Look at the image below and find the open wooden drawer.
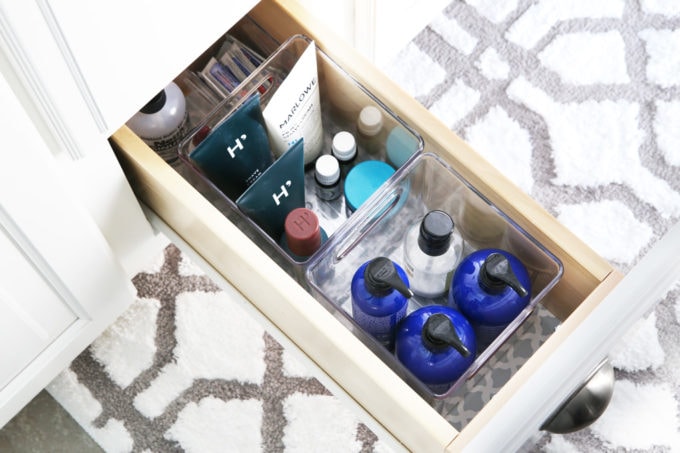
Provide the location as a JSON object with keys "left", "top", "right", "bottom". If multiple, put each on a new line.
{"left": 110, "top": 0, "right": 625, "bottom": 450}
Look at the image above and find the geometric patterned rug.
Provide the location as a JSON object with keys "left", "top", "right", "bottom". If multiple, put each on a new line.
{"left": 381, "top": 0, "right": 680, "bottom": 450}
{"left": 48, "top": 242, "right": 390, "bottom": 452}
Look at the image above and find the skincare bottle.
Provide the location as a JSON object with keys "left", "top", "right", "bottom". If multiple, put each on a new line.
{"left": 395, "top": 306, "right": 476, "bottom": 394}
{"left": 386, "top": 126, "right": 420, "bottom": 169}
{"left": 403, "top": 210, "right": 464, "bottom": 299}
{"left": 449, "top": 249, "right": 531, "bottom": 349}
{"left": 331, "top": 131, "right": 358, "bottom": 179}
{"left": 126, "top": 81, "right": 188, "bottom": 165}
{"left": 314, "top": 154, "right": 341, "bottom": 201}
{"left": 279, "top": 207, "right": 328, "bottom": 262}
{"left": 351, "top": 257, "right": 413, "bottom": 350}
{"left": 356, "top": 105, "right": 384, "bottom": 156}
{"left": 262, "top": 40, "right": 323, "bottom": 166}
{"left": 344, "top": 160, "right": 395, "bottom": 216}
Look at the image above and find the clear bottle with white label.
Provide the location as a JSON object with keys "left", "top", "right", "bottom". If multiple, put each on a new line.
{"left": 126, "top": 82, "right": 188, "bottom": 166}
{"left": 403, "top": 210, "right": 464, "bottom": 299}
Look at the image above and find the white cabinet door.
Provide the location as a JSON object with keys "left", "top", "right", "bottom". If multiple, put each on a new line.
{"left": 0, "top": 68, "right": 135, "bottom": 428}
{"left": 43, "top": 0, "right": 258, "bottom": 136}
{"left": 0, "top": 1, "right": 168, "bottom": 276}
{"left": 0, "top": 232, "right": 77, "bottom": 391}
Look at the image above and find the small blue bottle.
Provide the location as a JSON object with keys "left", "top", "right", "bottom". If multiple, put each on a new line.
{"left": 449, "top": 249, "right": 531, "bottom": 350}
{"left": 351, "top": 257, "right": 413, "bottom": 350}
{"left": 394, "top": 306, "right": 476, "bottom": 394}
{"left": 385, "top": 126, "right": 420, "bottom": 169}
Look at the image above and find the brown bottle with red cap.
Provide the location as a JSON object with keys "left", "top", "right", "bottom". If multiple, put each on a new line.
{"left": 279, "top": 208, "right": 328, "bottom": 262}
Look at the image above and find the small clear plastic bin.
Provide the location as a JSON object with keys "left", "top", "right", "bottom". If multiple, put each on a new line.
{"left": 177, "top": 33, "right": 423, "bottom": 282}
{"left": 305, "top": 152, "right": 564, "bottom": 401}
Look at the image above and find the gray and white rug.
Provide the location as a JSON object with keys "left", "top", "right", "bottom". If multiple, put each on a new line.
{"left": 47, "top": 0, "right": 680, "bottom": 452}
{"left": 380, "top": 0, "right": 680, "bottom": 450}
{"left": 48, "top": 241, "right": 392, "bottom": 452}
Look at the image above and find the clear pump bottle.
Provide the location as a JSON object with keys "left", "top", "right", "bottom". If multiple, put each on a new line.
{"left": 403, "top": 210, "right": 464, "bottom": 298}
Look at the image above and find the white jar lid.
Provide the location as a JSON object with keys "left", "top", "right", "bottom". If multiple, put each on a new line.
{"left": 357, "top": 106, "right": 383, "bottom": 136}
{"left": 315, "top": 154, "right": 340, "bottom": 185}
{"left": 332, "top": 131, "right": 357, "bottom": 161}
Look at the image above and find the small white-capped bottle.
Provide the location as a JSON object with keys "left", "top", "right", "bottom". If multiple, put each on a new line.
{"left": 331, "top": 130, "right": 357, "bottom": 179}
{"left": 126, "top": 81, "right": 188, "bottom": 165}
{"left": 357, "top": 105, "right": 384, "bottom": 155}
{"left": 314, "top": 154, "right": 342, "bottom": 201}
{"left": 403, "top": 210, "right": 464, "bottom": 299}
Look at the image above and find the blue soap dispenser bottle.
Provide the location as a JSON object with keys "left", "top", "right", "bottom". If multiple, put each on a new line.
{"left": 395, "top": 306, "right": 476, "bottom": 394}
{"left": 449, "top": 249, "right": 531, "bottom": 349}
{"left": 351, "top": 257, "right": 413, "bottom": 350}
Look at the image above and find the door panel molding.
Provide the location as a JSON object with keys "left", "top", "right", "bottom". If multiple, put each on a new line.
{"left": 36, "top": 0, "right": 108, "bottom": 134}
{"left": 0, "top": 56, "right": 134, "bottom": 428}
{"left": 0, "top": 205, "right": 87, "bottom": 319}
{"left": 0, "top": 3, "right": 86, "bottom": 160}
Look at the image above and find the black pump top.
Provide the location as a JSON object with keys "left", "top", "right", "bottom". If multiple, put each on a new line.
{"left": 364, "top": 257, "right": 414, "bottom": 298}
{"left": 417, "top": 210, "right": 454, "bottom": 256}
{"left": 140, "top": 90, "right": 167, "bottom": 114}
{"left": 478, "top": 252, "right": 529, "bottom": 297}
{"left": 422, "top": 313, "right": 471, "bottom": 356}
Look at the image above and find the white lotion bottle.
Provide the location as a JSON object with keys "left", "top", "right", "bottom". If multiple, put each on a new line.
{"left": 126, "top": 81, "right": 188, "bottom": 165}
{"left": 262, "top": 41, "right": 323, "bottom": 166}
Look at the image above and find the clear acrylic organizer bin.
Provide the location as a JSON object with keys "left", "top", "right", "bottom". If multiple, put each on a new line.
{"left": 176, "top": 33, "right": 423, "bottom": 283}
{"left": 305, "top": 152, "right": 564, "bottom": 401}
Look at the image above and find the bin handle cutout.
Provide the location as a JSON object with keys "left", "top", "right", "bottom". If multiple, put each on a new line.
{"left": 335, "top": 186, "right": 405, "bottom": 261}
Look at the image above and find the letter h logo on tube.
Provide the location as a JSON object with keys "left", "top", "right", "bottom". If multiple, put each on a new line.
{"left": 226, "top": 134, "right": 247, "bottom": 158}
{"left": 272, "top": 180, "right": 292, "bottom": 206}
